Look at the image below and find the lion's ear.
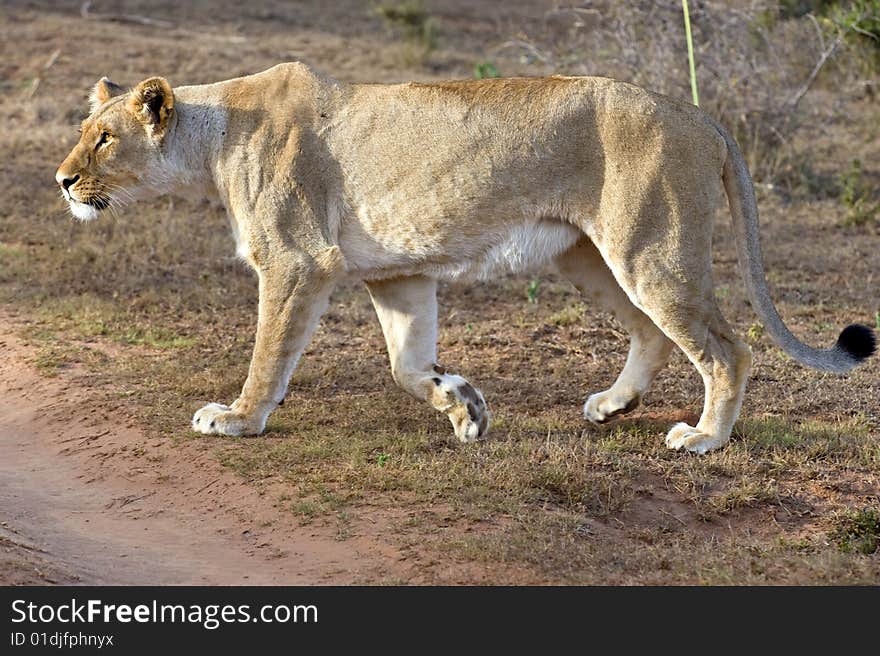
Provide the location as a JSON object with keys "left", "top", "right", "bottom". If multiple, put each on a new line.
{"left": 89, "top": 77, "right": 125, "bottom": 112}
{"left": 127, "top": 77, "right": 174, "bottom": 138}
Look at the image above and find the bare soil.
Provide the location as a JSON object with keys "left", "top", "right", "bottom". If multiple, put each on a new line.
{"left": 1, "top": 308, "right": 542, "bottom": 585}
{"left": 1, "top": 0, "right": 878, "bottom": 585}
{"left": 0, "top": 310, "right": 405, "bottom": 585}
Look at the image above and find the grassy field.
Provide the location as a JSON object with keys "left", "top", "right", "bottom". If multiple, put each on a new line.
{"left": 1, "top": 0, "right": 878, "bottom": 583}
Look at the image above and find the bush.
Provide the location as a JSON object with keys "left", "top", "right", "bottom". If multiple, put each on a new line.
{"left": 375, "top": 1, "right": 436, "bottom": 65}
{"left": 496, "top": 1, "right": 877, "bottom": 191}
{"left": 831, "top": 507, "right": 880, "bottom": 554}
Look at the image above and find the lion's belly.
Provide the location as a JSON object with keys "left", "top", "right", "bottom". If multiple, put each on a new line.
{"left": 338, "top": 216, "right": 583, "bottom": 282}
{"left": 433, "top": 219, "right": 582, "bottom": 281}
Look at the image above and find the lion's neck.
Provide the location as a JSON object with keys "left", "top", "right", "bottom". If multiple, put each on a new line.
{"left": 161, "top": 96, "right": 227, "bottom": 199}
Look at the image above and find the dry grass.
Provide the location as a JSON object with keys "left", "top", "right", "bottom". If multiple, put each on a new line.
{"left": 1, "top": 0, "right": 878, "bottom": 583}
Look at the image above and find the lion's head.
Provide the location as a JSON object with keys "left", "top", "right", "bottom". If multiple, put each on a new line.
{"left": 55, "top": 76, "right": 174, "bottom": 221}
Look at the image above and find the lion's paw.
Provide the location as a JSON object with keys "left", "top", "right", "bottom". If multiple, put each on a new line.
{"left": 429, "top": 373, "right": 490, "bottom": 443}
{"left": 583, "top": 390, "right": 641, "bottom": 425}
{"left": 192, "top": 402, "right": 265, "bottom": 437}
{"left": 664, "top": 422, "right": 727, "bottom": 454}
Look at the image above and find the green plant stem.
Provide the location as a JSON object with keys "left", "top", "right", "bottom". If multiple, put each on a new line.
{"left": 682, "top": 0, "right": 700, "bottom": 106}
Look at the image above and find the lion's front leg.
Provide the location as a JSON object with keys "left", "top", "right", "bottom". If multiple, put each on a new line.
{"left": 192, "top": 246, "right": 344, "bottom": 436}
{"left": 366, "top": 275, "right": 490, "bottom": 443}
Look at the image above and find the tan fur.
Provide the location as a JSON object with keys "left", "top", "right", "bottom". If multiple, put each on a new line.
{"left": 56, "top": 63, "right": 870, "bottom": 452}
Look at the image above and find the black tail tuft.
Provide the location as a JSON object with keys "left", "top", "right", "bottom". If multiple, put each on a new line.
{"left": 836, "top": 324, "right": 877, "bottom": 362}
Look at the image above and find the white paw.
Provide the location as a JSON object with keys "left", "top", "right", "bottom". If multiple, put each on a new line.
{"left": 583, "top": 390, "right": 641, "bottom": 424}
{"left": 429, "top": 371, "right": 490, "bottom": 443}
{"left": 664, "top": 422, "right": 728, "bottom": 454}
{"left": 191, "top": 402, "right": 265, "bottom": 436}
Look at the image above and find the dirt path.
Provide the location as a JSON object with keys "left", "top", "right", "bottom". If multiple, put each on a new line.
{"left": 0, "top": 312, "right": 410, "bottom": 585}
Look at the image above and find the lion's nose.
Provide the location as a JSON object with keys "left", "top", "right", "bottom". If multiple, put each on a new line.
{"left": 57, "top": 172, "right": 80, "bottom": 191}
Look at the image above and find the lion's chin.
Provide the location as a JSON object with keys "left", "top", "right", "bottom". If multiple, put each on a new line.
{"left": 68, "top": 200, "right": 100, "bottom": 222}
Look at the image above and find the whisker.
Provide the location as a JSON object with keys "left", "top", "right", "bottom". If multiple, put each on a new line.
{"left": 102, "top": 183, "right": 137, "bottom": 205}
{"left": 106, "top": 191, "right": 131, "bottom": 209}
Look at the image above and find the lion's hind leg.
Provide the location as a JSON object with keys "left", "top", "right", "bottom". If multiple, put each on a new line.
{"left": 591, "top": 238, "right": 751, "bottom": 454}
{"left": 555, "top": 238, "right": 673, "bottom": 424}
{"left": 660, "top": 308, "right": 752, "bottom": 454}
{"left": 366, "top": 275, "right": 489, "bottom": 442}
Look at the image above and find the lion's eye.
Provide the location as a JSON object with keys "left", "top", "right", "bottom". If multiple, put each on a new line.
{"left": 95, "top": 131, "right": 111, "bottom": 150}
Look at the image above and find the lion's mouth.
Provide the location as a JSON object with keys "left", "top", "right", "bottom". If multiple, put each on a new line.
{"left": 65, "top": 197, "right": 102, "bottom": 222}
{"left": 62, "top": 186, "right": 111, "bottom": 210}
{"left": 64, "top": 190, "right": 111, "bottom": 221}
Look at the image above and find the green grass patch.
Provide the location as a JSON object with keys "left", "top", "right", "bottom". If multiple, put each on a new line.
{"left": 831, "top": 508, "right": 880, "bottom": 555}
{"left": 547, "top": 303, "right": 586, "bottom": 327}
{"left": 735, "top": 415, "right": 877, "bottom": 467}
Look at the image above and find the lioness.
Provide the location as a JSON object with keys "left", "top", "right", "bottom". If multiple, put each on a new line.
{"left": 56, "top": 63, "right": 875, "bottom": 453}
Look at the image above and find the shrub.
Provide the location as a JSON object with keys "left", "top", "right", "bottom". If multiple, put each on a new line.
{"left": 495, "top": 1, "right": 877, "bottom": 192}
{"left": 375, "top": 1, "right": 436, "bottom": 65}
{"left": 831, "top": 508, "right": 880, "bottom": 554}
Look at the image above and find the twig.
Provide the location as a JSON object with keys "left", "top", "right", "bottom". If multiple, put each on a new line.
{"left": 59, "top": 428, "right": 110, "bottom": 444}
{"left": 494, "top": 39, "right": 554, "bottom": 65}
{"left": 80, "top": 1, "right": 175, "bottom": 29}
{"left": 119, "top": 492, "right": 154, "bottom": 508}
{"left": 658, "top": 507, "right": 688, "bottom": 526}
{"left": 194, "top": 478, "right": 221, "bottom": 495}
{"left": 786, "top": 11, "right": 869, "bottom": 113}
{"left": 79, "top": 1, "right": 247, "bottom": 44}
{"left": 105, "top": 492, "right": 154, "bottom": 509}
{"left": 807, "top": 13, "right": 827, "bottom": 53}
{"left": 786, "top": 33, "right": 843, "bottom": 113}
{"left": 25, "top": 48, "right": 61, "bottom": 99}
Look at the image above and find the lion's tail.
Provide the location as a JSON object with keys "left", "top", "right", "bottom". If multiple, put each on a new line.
{"left": 714, "top": 120, "right": 875, "bottom": 373}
